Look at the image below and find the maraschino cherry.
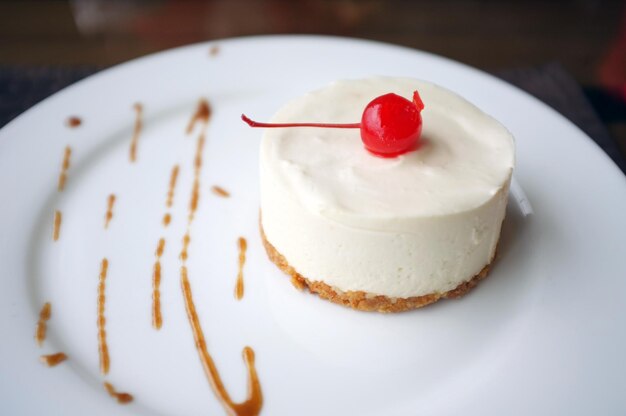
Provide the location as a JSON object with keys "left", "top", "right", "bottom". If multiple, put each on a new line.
{"left": 241, "top": 90, "right": 425, "bottom": 158}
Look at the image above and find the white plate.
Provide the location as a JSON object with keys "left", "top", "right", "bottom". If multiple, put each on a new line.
{"left": 1, "top": 35, "right": 625, "bottom": 416}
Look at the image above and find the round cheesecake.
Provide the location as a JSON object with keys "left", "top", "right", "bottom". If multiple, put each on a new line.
{"left": 259, "top": 77, "right": 515, "bottom": 312}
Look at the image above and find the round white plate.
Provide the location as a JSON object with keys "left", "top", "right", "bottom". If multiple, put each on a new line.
{"left": 1, "top": 35, "right": 625, "bottom": 416}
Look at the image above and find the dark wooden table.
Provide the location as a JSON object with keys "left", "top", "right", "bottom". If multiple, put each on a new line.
{"left": 1, "top": 0, "right": 625, "bottom": 159}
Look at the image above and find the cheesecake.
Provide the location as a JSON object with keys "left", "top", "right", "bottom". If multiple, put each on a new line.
{"left": 258, "top": 77, "right": 515, "bottom": 312}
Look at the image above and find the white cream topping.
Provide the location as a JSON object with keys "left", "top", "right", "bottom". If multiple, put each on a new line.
{"left": 260, "top": 77, "right": 514, "bottom": 298}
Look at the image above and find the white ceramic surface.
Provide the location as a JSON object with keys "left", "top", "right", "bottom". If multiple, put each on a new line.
{"left": 0, "top": 35, "right": 625, "bottom": 416}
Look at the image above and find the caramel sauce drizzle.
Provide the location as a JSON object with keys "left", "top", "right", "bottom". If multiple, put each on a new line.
{"left": 104, "top": 194, "right": 116, "bottom": 229}
{"left": 180, "top": 233, "right": 191, "bottom": 262}
{"left": 156, "top": 237, "right": 165, "bottom": 257}
{"left": 129, "top": 103, "right": 143, "bottom": 162}
{"left": 186, "top": 99, "right": 211, "bottom": 136}
{"left": 53, "top": 210, "right": 62, "bottom": 242}
{"left": 151, "top": 165, "right": 181, "bottom": 329}
{"left": 57, "top": 146, "right": 71, "bottom": 191}
{"left": 178, "top": 98, "right": 263, "bottom": 415}
{"left": 235, "top": 237, "right": 247, "bottom": 300}
{"left": 193, "top": 134, "right": 205, "bottom": 172}
{"left": 189, "top": 178, "right": 200, "bottom": 223}
{"left": 97, "top": 258, "right": 110, "bottom": 375}
{"left": 162, "top": 165, "right": 180, "bottom": 226}
{"left": 40, "top": 352, "right": 67, "bottom": 367}
{"left": 166, "top": 165, "right": 180, "bottom": 208}
{"left": 66, "top": 116, "right": 82, "bottom": 128}
{"left": 104, "top": 382, "right": 134, "bottom": 404}
{"left": 186, "top": 100, "right": 210, "bottom": 222}
{"left": 211, "top": 185, "right": 230, "bottom": 198}
{"left": 189, "top": 179, "right": 200, "bottom": 223}
{"left": 188, "top": 134, "right": 205, "bottom": 222}
{"left": 152, "top": 238, "right": 165, "bottom": 329}
{"left": 152, "top": 262, "right": 162, "bottom": 329}
{"left": 209, "top": 45, "right": 220, "bottom": 56}
{"left": 35, "top": 302, "right": 51, "bottom": 346}
{"left": 176, "top": 101, "right": 207, "bottom": 314}
{"left": 181, "top": 266, "right": 263, "bottom": 416}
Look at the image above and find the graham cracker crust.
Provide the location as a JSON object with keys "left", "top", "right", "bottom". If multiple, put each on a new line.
{"left": 260, "top": 222, "right": 492, "bottom": 313}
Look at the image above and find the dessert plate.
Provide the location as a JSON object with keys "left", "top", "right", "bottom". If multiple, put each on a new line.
{"left": 1, "top": 35, "right": 625, "bottom": 416}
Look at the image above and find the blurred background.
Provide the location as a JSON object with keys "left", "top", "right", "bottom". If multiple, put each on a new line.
{"left": 1, "top": 0, "right": 625, "bottom": 169}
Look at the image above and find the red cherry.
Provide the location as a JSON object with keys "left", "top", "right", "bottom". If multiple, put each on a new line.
{"left": 242, "top": 90, "right": 424, "bottom": 158}
{"left": 360, "top": 91, "right": 423, "bottom": 157}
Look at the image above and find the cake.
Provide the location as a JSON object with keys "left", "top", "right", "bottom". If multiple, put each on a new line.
{"left": 256, "top": 77, "right": 515, "bottom": 312}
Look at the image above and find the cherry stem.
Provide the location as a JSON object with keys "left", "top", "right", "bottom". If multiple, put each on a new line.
{"left": 241, "top": 114, "right": 360, "bottom": 129}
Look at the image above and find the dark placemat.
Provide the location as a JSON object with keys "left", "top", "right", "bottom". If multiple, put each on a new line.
{"left": 0, "top": 66, "right": 101, "bottom": 129}
{"left": 498, "top": 62, "right": 626, "bottom": 174}
{"left": 1, "top": 63, "right": 624, "bottom": 174}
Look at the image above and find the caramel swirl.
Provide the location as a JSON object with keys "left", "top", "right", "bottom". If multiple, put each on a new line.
{"left": 235, "top": 237, "right": 247, "bottom": 300}
{"left": 166, "top": 165, "right": 180, "bottom": 208}
{"left": 211, "top": 185, "right": 230, "bottom": 198}
{"left": 52, "top": 211, "right": 62, "bottom": 242}
{"left": 181, "top": 266, "right": 262, "bottom": 416}
{"left": 57, "top": 146, "right": 71, "bottom": 191}
{"left": 178, "top": 98, "right": 262, "bottom": 415}
{"left": 104, "top": 382, "right": 134, "bottom": 404}
{"left": 188, "top": 134, "right": 205, "bottom": 222}
{"left": 152, "top": 238, "right": 166, "bottom": 329}
{"left": 186, "top": 99, "right": 211, "bottom": 136}
{"left": 97, "top": 258, "right": 110, "bottom": 375}
{"left": 66, "top": 116, "right": 82, "bottom": 128}
{"left": 40, "top": 352, "right": 67, "bottom": 367}
{"left": 104, "top": 194, "right": 116, "bottom": 229}
{"left": 129, "top": 103, "right": 143, "bottom": 162}
{"left": 35, "top": 302, "right": 51, "bottom": 346}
